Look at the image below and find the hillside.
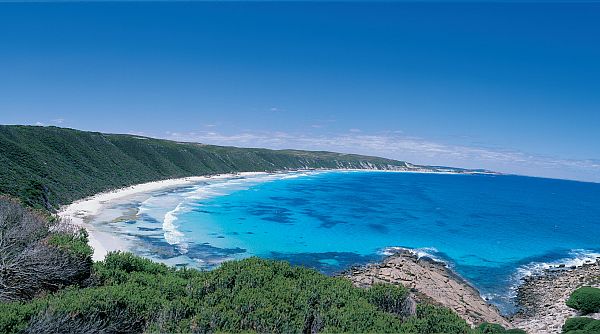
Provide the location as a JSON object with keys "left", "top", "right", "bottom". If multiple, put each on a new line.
{"left": 0, "top": 125, "right": 444, "bottom": 211}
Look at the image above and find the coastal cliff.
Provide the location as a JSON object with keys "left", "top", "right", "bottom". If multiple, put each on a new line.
{"left": 343, "top": 250, "right": 512, "bottom": 327}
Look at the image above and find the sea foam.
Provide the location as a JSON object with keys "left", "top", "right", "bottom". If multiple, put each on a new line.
{"left": 380, "top": 246, "right": 448, "bottom": 266}
{"left": 163, "top": 203, "right": 189, "bottom": 252}
{"left": 515, "top": 249, "right": 600, "bottom": 278}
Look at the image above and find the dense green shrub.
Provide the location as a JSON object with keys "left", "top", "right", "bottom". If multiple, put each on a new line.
{"left": 475, "top": 322, "right": 527, "bottom": 334}
{"left": 0, "top": 252, "right": 483, "bottom": 334}
{"left": 406, "top": 304, "right": 472, "bottom": 334}
{"left": 365, "top": 282, "right": 411, "bottom": 316}
{"left": 566, "top": 287, "right": 600, "bottom": 314}
{"left": 582, "top": 319, "right": 600, "bottom": 332}
{"left": 562, "top": 317, "right": 600, "bottom": 334}
{"left": 477, "top": 322, "right": 507, "bottom": 333}
{"left": 48, "top": 230, "right": 93, "bottom": 258}
{"left": 0, "top": 302, "right": 41, "bottom": 334}
{"left": 563, "top": 317, "right": 595, "bottom": 332}
{"left": 0, "top": 197, "right": 92, "bottom": 302}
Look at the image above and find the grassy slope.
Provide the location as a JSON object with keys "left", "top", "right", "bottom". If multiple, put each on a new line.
{"left": 0, "top": 125, "right": 409, "bottom": 210}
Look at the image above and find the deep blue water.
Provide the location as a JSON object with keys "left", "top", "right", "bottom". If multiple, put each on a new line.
{"left": 100, "top": 171, "right": 600, "bottom": 314}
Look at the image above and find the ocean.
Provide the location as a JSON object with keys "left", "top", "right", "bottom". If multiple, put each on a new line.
{"left": 90, "top": 171, "right": 600, "bottom": 314}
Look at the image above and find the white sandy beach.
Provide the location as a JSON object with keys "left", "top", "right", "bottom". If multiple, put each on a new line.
{"left": 58, "top": 168, "right": 478, "bottom": 262}
{"left": 58, "top": 172, "right": 268, "bottom": 261}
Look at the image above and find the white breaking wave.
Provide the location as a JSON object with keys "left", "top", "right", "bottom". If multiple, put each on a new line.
{"left": 159, "top": 171, "right": 324, "bottom": 253}
{"left": 503, "top": 249, "right": 600, "bottom": 302}
{"left": 379, "top": 246, "right": 448, "bottom": 266}
{"left": 515, "top": 249, "right": 600, "bottom": 278}
{"left": 163, "top": 203, "right": 189, "bottom": 253}
{"left": 280, "top": 172, "right": 313, "bottom": 179}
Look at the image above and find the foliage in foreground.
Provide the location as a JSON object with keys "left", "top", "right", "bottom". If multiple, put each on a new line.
{"left": 0, "top": 196, "right": 92, "bottom": 302}
{"left": 0, "top": 252, "right": 479, "bottom": 334}
{"left": 562, "top": 286, "right": 600, "bottom": 334}
{"left": 476, "top": 322, "right": 527, "bottom": 333}
{"left": 0, "top": 197, "right": 519, "bottom": 333}
{"left": 562, "top": 316, "right": 600, "bottom": 334}
{"left": 566, "top": 286, "right": 600, "bottom": 314}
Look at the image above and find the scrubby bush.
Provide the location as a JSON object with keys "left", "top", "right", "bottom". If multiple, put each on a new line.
{"left": 562, "top": 317, "right": 600, "bottom": 334}
{"left": 365, "top": 282, "right": 413, "bottom": 317}
{"left": 0, "top": 197, "right": 92, "bottom": 302}
{"left": 563, "top": 317, "right": 595, "bottom": 332}
{"left": 48, "top": 229, "right": 93, "bottom": 259}
{"left": 584, "top": 320, "right": 600, "bottom": 332}
{"left": 477, "top": 322, "right": 507, "bottom": 333}
{"left": 566, "top": 286, "right": 600, "bottom": 314}
{"left": 405, "top": 304, "right": 472, "bottom": 334}
{"left": 474, "top": 322, "right": 527, "bottom": 333}
{"left": 0, "top": 251, "right": 488, "bottom": 334}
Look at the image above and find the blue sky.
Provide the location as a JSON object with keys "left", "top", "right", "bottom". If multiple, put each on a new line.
{"left": 1, "top": 2, "right": 599, "bottom": 182}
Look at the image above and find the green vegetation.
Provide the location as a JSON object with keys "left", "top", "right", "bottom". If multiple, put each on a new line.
{"left": 476, "top": 323, "right": 527, "bottom": 334}
{"left": 0, "top": 251, "right": 478, "bottom": 333}
{"left": 0, "top": 125, "right": 412, "bottom": 211}
{"left": 562, "top": 317, "right": 600, "bottom": 334}
{"left": 365, "top": 282, "right": 411, "bottom": 316}
{"left": 0, "top": 125, "right": 513, "bottom": 333}
{"left": 0, "top": 196, "right": 92, "bottom": 302}
{"left": 566, "top": 286, "right": 600, "bottom": 314}
{"left": 48, "top": 230, "right": 94, "bottom": 259}
{"left": 0, "top": 198, "right": 519, "bottom": 333}
{"left": 563, "top": 317, "right": 595, "bottom": 333}
{"left": 562, "top": 287, "right": 600, "bottom": 334}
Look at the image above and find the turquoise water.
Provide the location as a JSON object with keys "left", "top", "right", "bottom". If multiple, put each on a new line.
{"left": 102, "top": 171, "right": 600, "bottom": 314}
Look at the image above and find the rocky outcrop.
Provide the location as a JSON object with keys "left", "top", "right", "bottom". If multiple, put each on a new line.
{"left": 342, "top": 250, "right": 511, "bottom": 327}
{"left": 511, "top": 259, "right": 600, "bottom": 334}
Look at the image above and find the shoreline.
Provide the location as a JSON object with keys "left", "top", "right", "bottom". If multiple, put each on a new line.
{"left": 510, "top": 259, "right": 600, "bottom": 334}
{"left": 58, "top": 170, "right": 600, "bottom": 332}
{"left": 342, "top": 250, "right": 512, "bottom": 328}
{"left": 58, "top": 169, "right": 600, "bottom": 328}
{"left": 344, "top": 251, "right": 600, "bottom": 332}
{"left": 58, "top": 171, "right": 270, "bottom": 260}
{"left": 58, "top": 167, "right": 484, "bottom": 261}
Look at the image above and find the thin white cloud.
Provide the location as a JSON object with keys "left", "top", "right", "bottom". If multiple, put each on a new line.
{"left": 162, "top": 130, "right": 600, "bottom": 183}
